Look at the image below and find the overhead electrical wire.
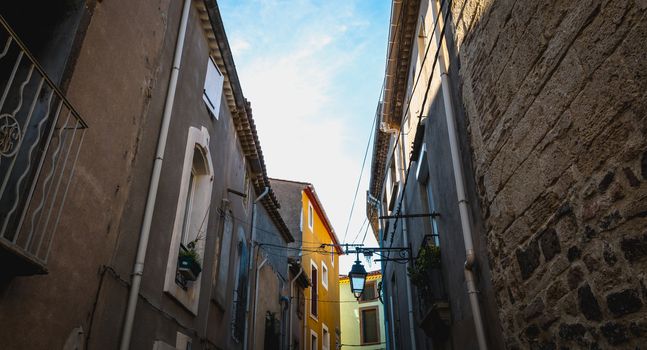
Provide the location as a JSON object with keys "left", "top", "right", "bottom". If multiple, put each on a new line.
{"left": 341, "top": 88, "right": 381, "bottom": 244}
{"left": 341, "top": 0, "right": 410, "bottom": 245}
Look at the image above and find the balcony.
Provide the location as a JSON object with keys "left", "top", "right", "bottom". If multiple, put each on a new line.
{"left": 410, "top": 236, "right": 451, "bottom": 342}
{"left": 0, "top": 16, "right": 87, "bottom": 277}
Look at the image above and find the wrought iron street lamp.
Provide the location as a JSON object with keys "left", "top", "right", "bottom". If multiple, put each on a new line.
{"left": 348, "top": 258, "right": 367, "bottom": 299}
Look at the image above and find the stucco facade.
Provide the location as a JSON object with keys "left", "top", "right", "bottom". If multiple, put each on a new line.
{"left": 339, "top": 272, "right": 386, "bottom": 349}
{"left": 0, "top": 1, "right": 292, "bottom": 349}
{"left": 272, "top": 179, "right": 343, "bottom": 350}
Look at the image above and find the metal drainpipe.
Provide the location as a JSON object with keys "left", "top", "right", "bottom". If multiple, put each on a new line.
{"left": 251, "top": 257, "right": 268, "bottom": 349}
{"left": 288, "top": 266, "right": 304, "bottom": 350}
{"left": 397, "top": 132, "right": 417, "bottom": 350}
{"left": 429, "top": 1, "right": 488, "bottom": 348}
{"left": 118, "top": 1, "right": 191, "bottom": 349}
{"left": 243, "top": 187, "right": 270, "bottom": 350}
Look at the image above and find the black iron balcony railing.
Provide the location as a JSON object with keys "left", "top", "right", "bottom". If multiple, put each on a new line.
{"left": 0, "top": 16, "right": 87, "bottom": 276}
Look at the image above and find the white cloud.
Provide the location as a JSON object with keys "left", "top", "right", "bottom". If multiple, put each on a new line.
{"left": 230, "top": 38, "right": 251, "bottom": 58}
{"left": 220, "top": 0, "right": 389, "bottom": 273}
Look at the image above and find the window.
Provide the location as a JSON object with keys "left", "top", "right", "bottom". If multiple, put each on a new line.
{"left": 308, "top": 202, "right": 314, "bottom": 231}
{"left": 213, "top": 210, "right": 233, "bottom": 306}
{"left": 310, "top": 330, "right": 318, "bottom": 350}
{"left": 310, "top": 262, "right": 318, "bottom": 317}
{"left": 322, "top": 324, "right": 330, "bottom": 350}
{"left": 360, "top": 281, "right": 377, "bottom": 302}
{"left": 360, "top": 307, "right": 380, "bottom": 344}
{"left": 232, "top": 231, "right": 249, "bottom": 342}
{"left": 164, "top": 127, "right": 214, "bottom": 314}
{"left": 203, "top": 56, "right": 224, "bottom": 119}
{"left": 321, "top": 262, "right": 328, "bottom": 290}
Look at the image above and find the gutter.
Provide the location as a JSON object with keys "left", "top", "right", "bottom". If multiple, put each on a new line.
{"left": 118, "top": 0, "right": 192, "bottom": 349}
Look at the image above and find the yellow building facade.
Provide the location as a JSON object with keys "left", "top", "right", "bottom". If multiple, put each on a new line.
{"left": 302, "top": 186, "right": 342, "bottom": 350}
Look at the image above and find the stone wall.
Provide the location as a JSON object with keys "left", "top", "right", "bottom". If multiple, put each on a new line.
{"left": 449, "top": 0, "right": 647, "bottom": 348}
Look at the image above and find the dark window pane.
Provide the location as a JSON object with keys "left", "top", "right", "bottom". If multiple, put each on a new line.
{"left": 311, "top": 265, "right": 318, "bottom": 316}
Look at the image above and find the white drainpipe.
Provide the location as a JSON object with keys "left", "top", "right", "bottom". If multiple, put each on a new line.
{"left": 288, "top": 266, "right": 304, "bottom": 350}
{"left": 243, "top": 187, "right": 270, "bottom": 350}
{"left": 118, "top": 1, "right": 191, "bottom": 349}
{"left": 429, "top": 1, "right": 488, "bottom": 348}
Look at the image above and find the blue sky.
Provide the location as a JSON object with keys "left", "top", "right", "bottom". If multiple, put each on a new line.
{"left": 219, "top": 0, "right": 391, "bottom": 273}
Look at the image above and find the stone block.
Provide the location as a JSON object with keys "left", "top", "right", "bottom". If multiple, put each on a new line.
{"left": 539, "top": 228, "right": 561, "bottom": 261}
{"left": 567, "top": 246, "right": 581, "bottom": 262}
{"left": 523, "top": 297, "right": 545, "bottom": 321}
{"left": 558, "top": 323, "right": 586, "bottom": 341}
{"left": 517, "top": 239, "right": 541, "bottom": 280}
{"left": 641, "top": 151, "right": 647, "bottom": 179}
{"left": 583, "top": 254, "right": 601, "bottom": 273}
{"left": 600, "top": 322, "right": 629, "bottom": 345}
{"left": 602, "top": 245, "right": 617, "bottom": 267}
{"left": 622, "top": 167, "right": 641, "bottom": 187}
{"left": 567, "top": 266, "right": 584, "bottom": 290}
{"left": 597, "top": 170, "right": 615, "bottom": 192}
{"left": 606, "top": 289, "right": 643, "bottom": 317}
{"left": 629, "top": 321, "right": 647, "bottom": 337}
{"left": 578, "top": 284, "right": 602, "bottom": 321}
{"left": 598, "top": 210, "right": 622, "bottom": 231}
{"left": 524, "top": 324, "right": 540, "bottom": 340}
{"left": 620, "top": 233, "right": 647, "bottom": 262}
{"left": 546, "top": 280, "right": 568, "bottom": 303}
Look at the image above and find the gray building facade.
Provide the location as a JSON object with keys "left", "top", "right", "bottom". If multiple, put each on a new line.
{"left": 0, "top": 1, "right": 292, "bottom": 349}
{"left": 369, "top": 0, "right": 647, "bottom": 349}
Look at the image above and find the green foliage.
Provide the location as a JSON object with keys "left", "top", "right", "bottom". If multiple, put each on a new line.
{"left": 179, "top": 236, "right": 202, "bottom": 267}
{"left": 407, "top": 244, "right": 441, "bottom": 288}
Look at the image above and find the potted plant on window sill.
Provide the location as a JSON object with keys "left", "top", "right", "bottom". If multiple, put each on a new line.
{"left": 178, "top": 240, "right": 202, "bottom": 281}
{"left": 407, "top": 244, "right": 444, "bottom": 302}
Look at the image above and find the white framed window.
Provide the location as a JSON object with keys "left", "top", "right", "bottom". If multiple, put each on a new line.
{"left": 322, "top": 324, "right": 330, "bottom": 350}
{"left": 203, "top": 56, "right": 224, "bottom": 119}
{"left": 164, "top": 126, "right": 214, "bottom": 314}
{"left": 310, "top": 330, "right": 318, "bottom": 350}
{"left": 321, "top": 261, "right": 328, "bottom": 290}
{"left": 308, "top": 202, "right": 314, "bottom": 231}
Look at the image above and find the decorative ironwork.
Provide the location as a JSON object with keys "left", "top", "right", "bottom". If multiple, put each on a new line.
{"left": 0, "top": 113, "right": 20, "bottom": 157}
{"left": 0, "top": 15, "right": 88, "bottom": 275}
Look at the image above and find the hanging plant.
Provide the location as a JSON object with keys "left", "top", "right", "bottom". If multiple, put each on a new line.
{"left": 407, "top": 244, "right": 441, "bottom": 288}
{"left": 177, "top": 237, "right": 203, "bottom": 281}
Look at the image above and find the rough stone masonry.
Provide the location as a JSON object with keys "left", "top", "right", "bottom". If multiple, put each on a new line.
{"left": 449, "top": 0, "right": 647, "bottom": 348}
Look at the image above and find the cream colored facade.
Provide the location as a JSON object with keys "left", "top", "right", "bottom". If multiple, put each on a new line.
{"left": 339, "top": 272, "right": 386, "bottom": 349}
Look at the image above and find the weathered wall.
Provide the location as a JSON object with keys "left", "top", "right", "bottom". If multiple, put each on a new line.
{"left": 0, "top": 0, "right": 172, "bottom": 349}
{"left": 450, "top": 0, "right": 647, "bottom": 347}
